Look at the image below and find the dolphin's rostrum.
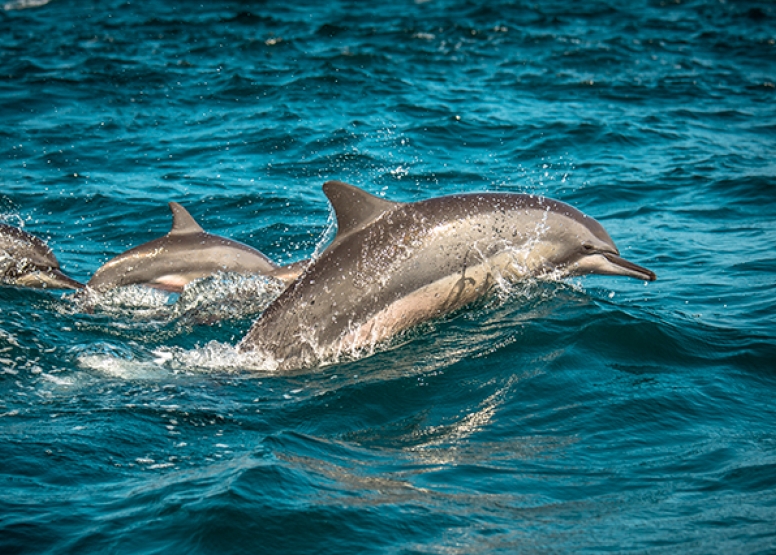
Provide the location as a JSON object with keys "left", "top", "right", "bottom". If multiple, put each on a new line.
{"left": 239, "top": 181, "right": 656, "bottom": 371}
{"left": 0, "top": 223, "right": 84, "bottom": 290}
{"left": 87, "top": 202, "right": 305, "bottom": 293}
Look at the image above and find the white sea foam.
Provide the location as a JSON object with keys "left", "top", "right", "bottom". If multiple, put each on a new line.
{"left": 66, "top": 272, "right": 286, "bottom": 326}
{"left": 75, "top": 340, "right": 280, "bottom": 378}
{"left": 155, "top": 341, "right": 280, "bottom": 374}
{"left": 3, "top": 0, "right": 51, "bottom": 10}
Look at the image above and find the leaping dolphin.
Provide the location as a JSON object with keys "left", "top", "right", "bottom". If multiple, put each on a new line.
{"left": 239, "top": 180, "right": 656, "bottom": 371}
{"left": 87, "top": 202, "right": 306, "bottom": 293}
{"left": 0, "top": 223, "right": 84, "bottom": 290}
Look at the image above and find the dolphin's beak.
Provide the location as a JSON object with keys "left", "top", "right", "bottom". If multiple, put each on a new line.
{"left": 31, "top": 269, "right": 86, "bottom": 290}
{"left": 601, "top": 253, "right": 657, "bottom": 281}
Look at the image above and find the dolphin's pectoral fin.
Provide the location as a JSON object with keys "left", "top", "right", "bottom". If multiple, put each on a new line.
{"left": 146, "top": 275, "right": 188, "bottom": 293}
{"left": 168, "top": 202, "right": 205, "bottom": 236}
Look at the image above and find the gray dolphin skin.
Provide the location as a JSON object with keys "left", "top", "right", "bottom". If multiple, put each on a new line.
{"left": 87, "top": 202, "right": 305, "bottom": 293}
{"left": 239, "top": 180, "right": 657, "bottom": 371}
{"left": 0, "top": 223, "right": 84, "bottom": 290}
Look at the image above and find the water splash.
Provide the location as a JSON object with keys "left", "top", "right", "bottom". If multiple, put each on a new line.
{"left": 3, "top": 0, "right": 51, "bottom": 9}
{"left": 75, "top": 340, "right": 280, "bottom": 378}
{"left": 67, "top": 272, "right": 286, "bottom": 327}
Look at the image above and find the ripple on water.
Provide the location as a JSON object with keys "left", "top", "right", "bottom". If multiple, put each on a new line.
{"left": 2, "top": 0, "right": 776, "bottom": 553}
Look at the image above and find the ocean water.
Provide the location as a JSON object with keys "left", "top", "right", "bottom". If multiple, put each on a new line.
{"left": 2, "top": 0, "right": 776, "bottom": 553}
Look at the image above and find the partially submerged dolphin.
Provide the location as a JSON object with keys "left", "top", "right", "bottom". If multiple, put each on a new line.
{"left": 87, "top": 202, "right": 306, "bottom": 293}
{"left": 0, "top": 223, "right": 84, "bottom": 290}
{"left": 239, "top": 180, "right": 656, "bottom": 371}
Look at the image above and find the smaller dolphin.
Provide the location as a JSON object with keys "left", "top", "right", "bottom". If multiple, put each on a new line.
{"left": 87, "top": 202, "right": 306, "bottom": 293}
{"left": 239, "top": 181, "right": 657, "bottom": 371}
{"left": 0, "top": 223, "right": 84, "bottom": 290}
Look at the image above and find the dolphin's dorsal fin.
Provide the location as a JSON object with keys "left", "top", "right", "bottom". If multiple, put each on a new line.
{"left": 168, "top": 202, "right": 205, "bottom": 235}
{"left": 323, "top": 181, "right": 400, "bottom": 244}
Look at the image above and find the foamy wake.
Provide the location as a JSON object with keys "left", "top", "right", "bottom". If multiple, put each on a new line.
{"left": 76, "top": 340, "right": 280, "bottom": 378}
{"left": 66, "top": 273, "right": 291, "bottom": 376}
{"left": 3, "top": 0, "right": 51, "bottom": 10}
{"left": 67, "top": 272, "right": 287, "bottom": 325}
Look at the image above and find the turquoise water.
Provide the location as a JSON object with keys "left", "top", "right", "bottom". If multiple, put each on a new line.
{"left": 2, "top": 0, "right": 776, "bottom": 553}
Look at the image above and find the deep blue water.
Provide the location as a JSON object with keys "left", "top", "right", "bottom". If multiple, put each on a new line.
{"left": 2, "top": 0, "right": 776, "bottom": 553}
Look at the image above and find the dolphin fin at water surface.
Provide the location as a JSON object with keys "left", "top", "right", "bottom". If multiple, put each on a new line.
{"left": 87, "top": 202, "right": 305, "bottom": 293}
{"left": 0, "top": 223, "right": 84, "bottom": 290}
{"left": 239, "top": 181, "right": 656, "bottom": 371}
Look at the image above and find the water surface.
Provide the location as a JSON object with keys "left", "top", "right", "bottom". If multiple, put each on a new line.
{"left": 1, "top": 0, "right": 775, "bottom": 553}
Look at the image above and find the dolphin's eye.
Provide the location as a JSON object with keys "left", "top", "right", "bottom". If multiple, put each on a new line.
{"left": 582, "top": 243, "right": 596, "bottom": 253}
